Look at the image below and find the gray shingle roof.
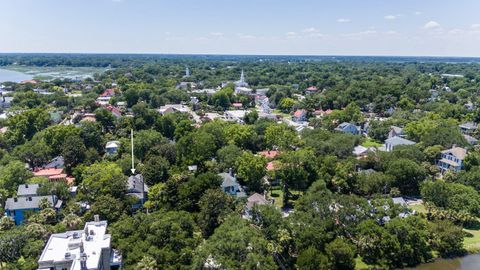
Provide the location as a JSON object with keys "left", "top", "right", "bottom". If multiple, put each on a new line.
{"left": 127, "top": 174, "right": 148, "bottom": 194}
{"left": 385, "top": 136, "right": 415, "bottom": 146}
{"left": 5, "top": 195, "right": 55, "bottom": 210}
{"left": 392, "top": 197, "right": 407, "bottom": 206}
{"left": 390, "top": 126, "right": 403, "bottom": 134}
{"left": 44, "top": 156, "right": 64, "bottom": 169}
{"left": 219, "top": 173, "right": 238, "bottom": 188}
{"left": 459, "top": 122, "right": 477, "bottom": 130}
{"left": 246, "top": 193, "right": 269, "bottom": 209}
{"left": 17, "top": 184, "right": 40, "bottom": 197}
{"left": 441, "top": 146, "right": 467, "bottom": 160}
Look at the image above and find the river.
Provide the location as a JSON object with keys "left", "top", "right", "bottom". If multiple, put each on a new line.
{"left": 0, "top": 68, "right": 33, "bottom": 83}
{"left": 407, "top": 253, "right": 480, "bottom": 270}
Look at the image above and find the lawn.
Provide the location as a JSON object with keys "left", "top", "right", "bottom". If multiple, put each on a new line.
{"left": 362, "top": 138, "right": 383, "bottom": 148}
{"left": 271, "top": 109, "right": 291, "bottom": 119}
{"left": 407, "top": 204, "right": 480, "bottom": 253}
{"left": 269, "top": 188, "right": 302, "bottom": 209}
{"left": 270, "top": 189, "right": 284, "bottom": 208}
{"left": 355, "top": 257, "right": 370, "bottom": 270}
{"left": 464, "top": 220, "right": 480, "bottom": 253}
{"left": 408, "top": 203, "right": 427, "bottom": 214}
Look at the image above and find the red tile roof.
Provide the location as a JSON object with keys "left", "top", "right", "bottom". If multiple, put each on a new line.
{"left": 106, "top": 105, "right": 122, "bottom": 117}
{"left": 100, "top": 89, "right": 115, "bottom": 97}
{"left": 21, "top": 80, "right": 38, "bottom": 85}
{"left": 34, "top": 168, "right": 64, "bottom": 177}
{"left": 49, "top": 174, "right": 68, "bottom": 180}
{"left": 266, "top": 162, "right": 276, "bottom": 171}
{"left": 306, "top": 86, "right": 318, "bottom": 91}
{"left": 259, "top": 150, "right": 279, "bottom": 159}
{"left": 294, "top": 109, "right": 305, "bottom": 118}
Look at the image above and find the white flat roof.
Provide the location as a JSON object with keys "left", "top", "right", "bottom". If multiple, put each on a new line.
{"left": 38, "top": 221, "right": 111, "bottom": 270}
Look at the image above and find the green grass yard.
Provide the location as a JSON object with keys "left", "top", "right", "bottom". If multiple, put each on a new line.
{"left": 355, "top": 257, "right": 370, "bottom": 270}
{"left": 361, "top": 138, "right": 383, "bottom": 148}
{"left": 408, "top": 203, "right": 427, "bottom": 214}
{"left": 407, "top": 204, "right": 480, "bottom": 253}
{"left": 464, "top": 220, "right": 480, "bottom": 253}
{"left": 269, "top": 188, "right": 303, "bottom": 209}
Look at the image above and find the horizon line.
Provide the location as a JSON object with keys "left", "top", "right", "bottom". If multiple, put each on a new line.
{"left": 1, "top": 52, "right": 480, "bottom": 59}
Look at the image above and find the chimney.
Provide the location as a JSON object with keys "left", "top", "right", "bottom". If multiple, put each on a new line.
{"left": 80, "top": 254, "right": 87, "bottom": 270}
{"left": 94, "top": 214, "right": 100, "bottom": 223}
{"left": 14, "top": 197, "right": 18, "bottom": 202}
{"left": 25, "top": 184, "right": 28, "bottom": 188}
{"left": 79, "top": 241, "right": 84, "bottom": 253}
{"left": 228, "top": 168, "right": 233, "bottom": 176}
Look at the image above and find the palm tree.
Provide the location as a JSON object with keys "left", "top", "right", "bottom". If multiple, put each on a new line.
{"left": 62, "top": 213, "right": 83, "bottom": 230}
{"left": 136, "top": 256, "right": 158, "bottom": 270}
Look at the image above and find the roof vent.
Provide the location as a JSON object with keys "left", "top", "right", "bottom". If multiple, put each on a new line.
{"left": 25, "top": 184, "right": 29, "bottom": 188}
{"left": 14, "top": 197, "right": 18, "bottom": 202}
{"left": 94, "top": 214, "right": 100, "bottom": 223}
{"left": 65, "top": 252, "right": 71, "bottom": 258}
{"left": 73, "top": 232, "right": 80, "bottom": 239}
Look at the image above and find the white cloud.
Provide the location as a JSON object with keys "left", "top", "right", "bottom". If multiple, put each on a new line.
{"left": 237, "top": 33, "right": 255, "bottom": 39}
{"left": 448, "top": 29, "right": 464, "bottom": 35}
{"left": 384, "top": 15, "right": 397, "bottom": 20}
{"left": 471, "top": 24, "right": 480, "bottom": 30}
{"left": 337, "top": 18, "right": 351, "bottom": 23}
{"left": 209, "top": 32, "right": 224, "bottom": 37}
{"left": 308, "top": 33, "right": 325, "bottom": 38}
{"left": 342, "top": 30, "right": 378, "bottom": 38}
{"left": 423, "top": 21, "right": 441, "bottom": 29}
{"left": 385, "top": 30, "right": 399, "bottom": 35}
{"left": 302, "top": 27, "right": 319, "bottom": 33}
{"left": 414, "top": 11, "right": 422, "bottom": 16}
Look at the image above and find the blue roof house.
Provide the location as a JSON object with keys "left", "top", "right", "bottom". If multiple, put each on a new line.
{"left": 218, "top": 172, "right": 246, "bottom": 198}
{"left": 5, "top": 195, "right": 60, "bottom": 225}
{"left": 335, "top": 122, "right": 361, "bottom": 135}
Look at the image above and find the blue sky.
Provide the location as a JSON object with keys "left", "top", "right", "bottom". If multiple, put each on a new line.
{"left": 1, "top": 0, "right": 480, "bottom": 56}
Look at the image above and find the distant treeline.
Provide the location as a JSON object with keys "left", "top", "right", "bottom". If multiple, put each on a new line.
{"left": 1, "top": 53, "right": 480, "bottom": 68}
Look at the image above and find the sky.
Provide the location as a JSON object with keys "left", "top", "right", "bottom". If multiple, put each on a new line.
{"left": 1, "top": 0, "right": 480, "bottom": 56}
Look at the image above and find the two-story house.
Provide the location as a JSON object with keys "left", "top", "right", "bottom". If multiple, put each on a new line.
{"left": 459, "top": 122, "right": 477, "bottom": 135}
{"left": 37, "top": 216, "right": 122, "bottom": 270}
{"left": 438, "top": 145, "right": 467, "bottom": 173}
{"left": 388, "top": 126, "right": 405, "bottom": 138}
{"left": 335, "top": 122, "right": 361, "bottom": 135}
{"left": 218, "top": 172, "right": 246, "bottom": 198}
{"left": 383, "top": 136, "right": 415, "bottom": 152}
{"left": 292, "top": 109, "right": 307, "bottom": 122}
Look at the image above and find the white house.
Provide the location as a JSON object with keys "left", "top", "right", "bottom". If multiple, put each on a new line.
{"left": 157, "top": 104, "right": 191, "bottom": 115}
{"left": 383, "top": 136, "right": 415, "bottom": 152}
{"left": 224, "top": 110, "right": 248, "bottom": 123}
{"left": 37, "top": 216, "right": 122, "bottom": 270}
{"left": 105, "top": 141, "right": 120, "bottom": 155}
{"left": 218, "top": 172, "right": 246, "bottom": 198}
{"left": 438, "top": 145, "right": 467, "bottom": 173}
